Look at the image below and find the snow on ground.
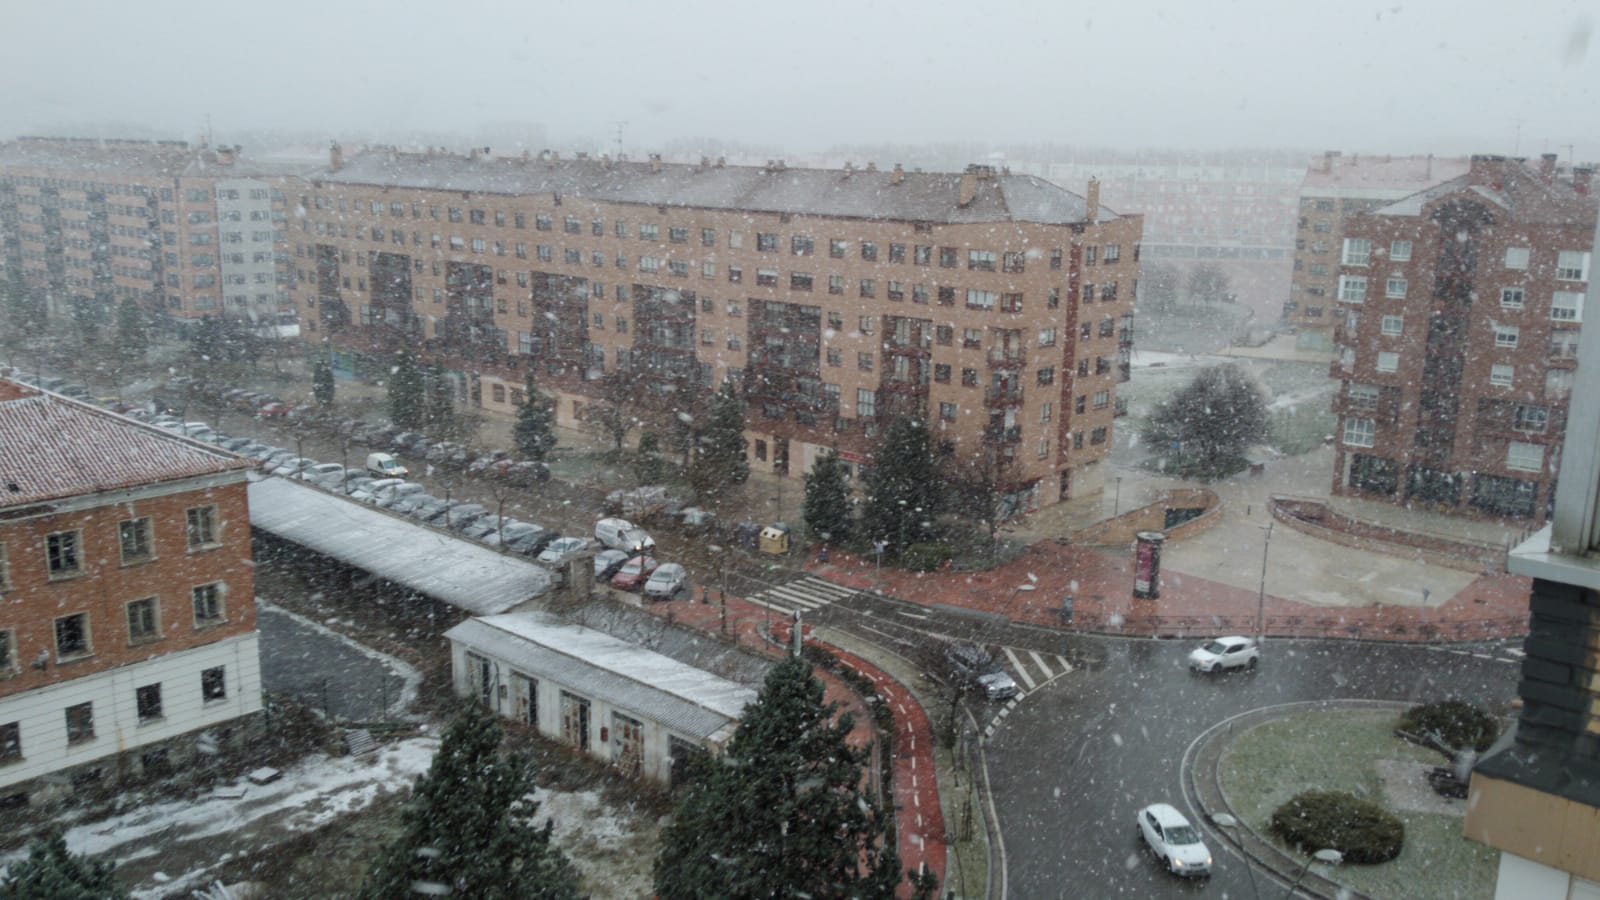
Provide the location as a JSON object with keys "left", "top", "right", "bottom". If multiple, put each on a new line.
{"left": 533, "top": 787, "right": 661, "bottom": 899}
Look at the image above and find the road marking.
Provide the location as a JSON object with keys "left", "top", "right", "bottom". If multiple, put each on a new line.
{"left": 858, "top": 625, "right": 910, "bottom": 645}
{"left": 1056, "top": 655, "right": 1074, "bottom": 674}
{"left": 1002, "top": 646, "right": 1037, "bottom": 689}
{"left": 1472, "top": 653, "right": 1495, "bottom": 660}
{"left": 894, "top": 608, "right": 929, "bottom": 619}
{"left": 1029, "top": 650, "right": 1053, "bottom": 679}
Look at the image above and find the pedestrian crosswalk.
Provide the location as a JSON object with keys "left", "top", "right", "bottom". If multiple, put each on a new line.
{"left": 998, "top": 645, "right": 1076, "bottom": 693}
{"left": 746, "top": 576, "right": 861, "bottom": 618}
{"left": 1425, "top": 644, "right": 1525, "bottom": 665}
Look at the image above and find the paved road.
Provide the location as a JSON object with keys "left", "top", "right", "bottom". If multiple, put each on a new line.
{"left": 256, "top": 604, "right": 415, "bottom": 721}
{"left": 986, "top": 638, "right": 1519, "bottom": 898}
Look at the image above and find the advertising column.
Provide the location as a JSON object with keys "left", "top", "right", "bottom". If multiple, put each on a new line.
{"left": 1133, "top": 530, "right": 1166, "bottom": 599}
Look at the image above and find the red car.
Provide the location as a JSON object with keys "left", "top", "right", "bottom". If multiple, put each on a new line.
{"left": 609, "top": 555, "right": 660, "bottom": 591}
{"left": 257, "top": 402, "right": 291, "bottom": 418}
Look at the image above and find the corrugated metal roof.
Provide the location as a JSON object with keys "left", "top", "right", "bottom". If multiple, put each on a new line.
{"left": 446, "top": 614, "right": 756, "bottom": 740}
{"left": 247, "top": 477, "right": 552, "bottom": 615}
{"left": 319, "top": 152, "right": 1095, "bottom": 225}
{"left": 0, "top": 385, "right": 251, "bottom": 508}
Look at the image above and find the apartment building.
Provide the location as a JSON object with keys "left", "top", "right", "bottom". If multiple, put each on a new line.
{"left": 0, "top": 378, "right": 262, "bottom": 804}
{"left": 1329, "top": 154, "right": 1596, "bottom": 524}
{"left": 1283, "top": 151, "right": 1470, "bottom": 344}
{"left": 0, "top": 137, "right": 299, "bottom": 327}
{"left": 290, "top": 147, "right": 1143, "bottom": 511}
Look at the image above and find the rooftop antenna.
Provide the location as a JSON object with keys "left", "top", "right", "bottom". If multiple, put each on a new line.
{"left": 611, "top": 121, "right": 627, "bottom": 157}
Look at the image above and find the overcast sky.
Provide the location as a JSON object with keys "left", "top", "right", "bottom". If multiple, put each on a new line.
{"left": 3, "top": 0, "right": 1594, "bottom": 160}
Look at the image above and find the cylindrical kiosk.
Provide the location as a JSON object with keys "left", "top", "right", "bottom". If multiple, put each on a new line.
{"left": 1133, "top": 530, "right": 1166, "bottom": 599}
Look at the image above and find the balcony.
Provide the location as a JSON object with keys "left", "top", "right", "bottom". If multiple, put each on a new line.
{"left": 983, "top": 424, "right": 1022, "bottom": 444}
{"left": 984, "top": 385, "right": 1024, "bottom": 406}
{"left": 987, "top": 350, "right": 1026, "bottom": 369}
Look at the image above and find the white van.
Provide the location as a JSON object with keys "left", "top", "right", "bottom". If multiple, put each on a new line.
{"left": 366, "top": 452, "right": 409, "bottom": 479}
{"left": 594, "top": 517, "right": 656, "bottom": 553}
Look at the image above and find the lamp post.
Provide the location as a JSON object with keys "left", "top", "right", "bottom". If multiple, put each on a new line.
{"left": 1281, "top": 848, "right": 1342, "bottom": 899}
{"left": 708, "top": 544, "right": 728, "bottom": 635}
{"left": 1114, "top": 476, "right": 1123, "bottom": 516}
{"left": 982, "top": 582, "right": 1037, "bottom": 646}
{"left": 1209, "top": 813, "right": 1261, "bottom": 900}
{"left": 1255, "top": 520, "right": 1273, "bottom": 638}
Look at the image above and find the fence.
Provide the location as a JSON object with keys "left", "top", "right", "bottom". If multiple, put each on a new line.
{"left": 1069, "top": 610, "right": 1529, "bottom": 643}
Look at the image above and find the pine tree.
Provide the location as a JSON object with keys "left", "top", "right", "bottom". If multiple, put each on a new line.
{"left": 388, "top": 348, "right": 424, "bottom": 430}
{"left": 803, "top": 449, "right": 853, "bottom": 546}
{"left": 358, "top": 701, "right": 581, "bottom": 900}
{"left": 423, "top": 367, "right": 458, "bottom": 439}
{"left": 513, "top": 371, "right": 557, "bottom": 461}
{"left": 654, "top": 655, "right": 902, "bottom": 899}
{"left": 687, "top": 380, "right": 749, "bottom": 502}
{"left": 0, "top": 829, "right": 129, "bottom": 900}
{"left": 312, "top": 357, "right": 336, "bottom": 409}
{"left": 1142, "top": 363, "right": 1268, "bottom": 480}
{"left": 859, "top": 417, "right": 941, "bottom": 558}
{"left": 114, "top": 299, "right": 148, "bottom": 366}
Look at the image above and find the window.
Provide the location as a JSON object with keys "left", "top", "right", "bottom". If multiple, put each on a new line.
{"left": 0, "top": 629, "right": 10, "bottom": 672}
{"left": 1037, "top": 367, "right": 1055, "bottom": 386}
{"left": 192, "top": 583, "right": 224, "bottom": 625}
{"left": 756, "top": 232, "right": 778, "bottom": 252}
{"left": 1337, "top": 275, "right": 1367, "bottom": 302}
{"left": 1505, "top": 247, "right": 1530, "bottom": 269}
{"left": 861, "top": 242, "right": 878, "bottom": 262}
{"left": 935, "top": 325, "right": 953, "bottom": 345}
{"left": 1093, "top": 390, "right": 1110, "bottom": 410}
{"left": 1513, "top": 404, "right": 1550, "bottom": 433}
{"left": 727, "top": 230, "right": 743, "bottom": 249}
{"left": 888, "top": 243, "right": 905, "bottom": 263}
{"left": 127, "top": 598, "right": 159, "bottom": 642}
{"left": 1040, "top": 401, "right": 1052, "bottom": 423}
{"left": 1343, "top": 417, "right": 1375, "bottom": 447}
{"left": 856, "top": 389, "right": 877, "bottom": 418}
{"left": 46, "top": 530, "right": 82, "bottom": 578}
{"left": 859, "top": 315, "right": 875, "bottom": 335}
{"left": 1342, "top": 239, "right": 1371, "bottom": 266}
{"left": 938, "top": 287, "right": 955, "bottom": 306}
{"left": 136, "top": 684, "right": 163, "bottom": 722}
{"left": 790, "top": 272, "right": 813, "bottom": 291}
{"left": 940, "top": 402, "right": 957, "bottom": 422}
{"left": 859, "top": 279, "right": 875, "bottom": 298}
{"left": 55, "top": 613, "right": 90, "bottom": 657}
{"left": 1490, "top": 364, "right": 1514, "bottom": 387}
{"left": 1500, "top": 287, "right": 1525, "bottom": 308}
{"left": 671, "top": 226, "right": 691, "bottom": 244}
{"left": 1556, "top": 251, "right": 1589, "bottom": 281}
{"left": 639, "top": 256, "right": 659, "bottom": 273}
{"left": 668, "top": 259, "right": 689, "bottom": 277}
{"left": 1493, "top": 325, "right": 1520, "bottom": 348}
{"left": 966, "top": 289, "right": 995, "bottom": 310}
{"left": 968, "top": 249, "right": 996, "bottom": 270}
{"left": 639, "top": 224, "right": 659, "bottom": 241}
{"left": 1090, "top": 427, "right": 1108, "bottom": 445}
{"left": 1390, "top": 240, "right": 1412, "bottom": 261}
{"left": 939, "top": 246, "right": 959, "bottom": 268}
{"left": 702, "top": 228, "right": 716, "bottom": 246}
{"left": 961, "top": 368, "right": 979, "bottom": 387}
{"left": 963, "top": 328, "right": 983, "bottom": 349}
{"left": 66, "top": 702, "right": 94, "bottom": 745}
{"left": 202, "top": 666, "right": 227, "bottom": 702}
{"left": 119, "top": 517, "right": 153, "bottom": 564}
{"left": 887, "top": 281, "right": 905, "bottom": 301}
{"left": 934, "top": 363, "right": 951, "bottom": 383}
{"left": 1003, "top": 251, "right": 1026, "bottom": 273}
{"left": 1385, "top": 277, "right": 1407, "bottom": 299}
{"left": 756, "top": 268, "right": 778, "bottom": 286}
{"left": 1552, "top": 291, "right": 1584, "bottom": 322}
{"left": 915, "top": 245, "right": 932, "bottom": 266}
{"left": 1380, "top": 315, "right": 1403, "bottom": 336}
{"left": 1, "top": 722, "right": 20, "bottom": 763}
{"left": 1084, "top": 245, "right": 1097, "bottom": 265}
{"left": 702, "top": 262, "right": 716, "bottom": 278}
{"left": 728, "top": 266, "right": 742, "bottom": 283}
{"left": 1348, "top": 383, "right": 1380, "bottom": 406}
{"left": 186, "top": 506, "right": 218, "bottom": 548}
{"left": 858, "top": 352, "right": 873, "bottom": 371}
{"left": 791, "top": 235, "right": 813, "bottom": 256}
{"left": 1551, "top": 331, "right": 1581, "bottom": 359}
{"left": 827, "top": 348, "right": 842, "bottom": 366}
{"left": 1376, "top": 351, "right": 1400, "bottom": 372}
{"left": 829, "top": 239, "right": 847, "bottom": 258}
{"left": 1001, "top": 293, "right": 1023, "bottom": 312}
{"left": 1039, "top": 327, "right": 1057, "bottom": 346}
{"left": 827, "top": 275, "right": 845, "bottom": 295}
{"left": 1050, "top": 248, "right": 1063, "bottom": 270}
{"left": 1507, "top": 441, "right": 1543, "bottom": 472}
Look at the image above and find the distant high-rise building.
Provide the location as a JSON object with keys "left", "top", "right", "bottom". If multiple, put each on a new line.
{"left": 1328, "top": 154, "right": 1596, "bottom": 524}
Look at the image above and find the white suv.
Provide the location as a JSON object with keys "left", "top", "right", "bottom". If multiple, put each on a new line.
{"left": 1187, "top": 636, "right": 1261, "bottom": 673}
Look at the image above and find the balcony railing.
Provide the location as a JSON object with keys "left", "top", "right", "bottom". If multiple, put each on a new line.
{"left": 984, "top": 385, "right": 1024, "bottom": 406}
{"left": 987, "top": 350, "right": 1026, "bottom": 368}
{"left": 983, "top": 424, "right": 1022, "bottom": 444}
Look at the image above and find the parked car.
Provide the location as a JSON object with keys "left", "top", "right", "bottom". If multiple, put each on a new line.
{"left": 340, "top": 475, "right": 378, "bottom": 496}
{"left": 256, "top": 448, "right": 293, "bottom": 467}
{"left": 390, "top": 493, "right": 438, "bottom": 517}
{"left": 425, "top": 442, "right": 462, "bottom": 465}
{"left": 1136, "top": 804, "right": 1212, "bottom": 878}
{"left": 270, "top": 457, "right": 319, "bottom": 478}
{"left": 444, "top": 503, "right": 490, "bottom": 531}
{"left": 402, "top": 438, "right": 432, "bottom": 460}
{"left": 298, "top": 463, "right": 349, "bottom": 488}
{"left": 537, "top": 536, "right": 593, "bottom": 568}
{"left": 610, "top": 555, "right": 660, "bottom": 591}
{"left": 644, "top": 563, "right": 689, "bottom": 600}
{"left": 257, "top": 401, "right": 291, "bottom": 418}
{"left": 391, "top": 431, "right": 425, "bottom": 453}
{"left": 413, "top": 498, "right": 460, "bottom": 525}
{"left": 462, "top": 517, "right": 505, "bottom": 541}
{"left": 218, "top": 436, "right": 256, "bottom": 453}
{"left": 373, "top": 482, "right": 426, "bottom": 509}
{"left": 366, "top": 452, "right": 409, "bottom": 479}
{"left": 593, "top": 549, "right": 631, "bottom": 581}
{"left": 594, "top": 517, "right": 655, "bottom": 553}
{"left": 1187, "top": 636, "right": 1260, "bottom": 673}
{"left": 492, "top": 522, "right": 559, "bottom": 556}
{"left": 467, "top": 450, "right": 510, "bottom": 476}
{"left": 944, "top": 642, "right": 1019, "bottom": 701}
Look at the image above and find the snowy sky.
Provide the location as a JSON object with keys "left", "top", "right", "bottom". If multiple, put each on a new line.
{"left": 3, "top": 0, "right": 1595, "bottom": 158}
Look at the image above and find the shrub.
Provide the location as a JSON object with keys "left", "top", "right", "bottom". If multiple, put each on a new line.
{"left": 1269, "top": 790, "right": 1404, "bottom": 864}
{"left": 902, "top": 542, "right": 952, "bottom": 572}
{"left": 1399, "top": 699, "right": 1499, "bottom": 752}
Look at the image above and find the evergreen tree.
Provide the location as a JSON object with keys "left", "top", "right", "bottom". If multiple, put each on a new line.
{"left": 513, "top": 371, "right": 558, "bottom": 461}
{"left": 859, "top": 417, "right": 941, "bottom": 558}
{"left": 687, "top": 380, "right": 749, "bottom": 502}
{"left": 1142, "top": 363, "right": 1268, "bottom": 480}
{"left": 358, "top": 701, "right": 581, "bottom": 900}
{"left": 113, "top": 298, "right": 149, "bottom": 367}
{"left": 803, "top": 449, "right": 853, "bottom": 546}
{"left": 388, "top": 348, "right": 424, "bottom": 430}
{"left": 70, "top": 298, "right": 105, "bottom": 348}
{"left": 312, "top": 357, "right": 336, "bottom": 409}
{"left": 0, "top": 829, "right": 129, "bottom": 900}
{"left": 587, "top": 372, "right": 641, "bottom": 453}
{"left": 654, "top": 655, "right": 902, "bottom": 899}
{"left": 423, "top": 367, "right": 458, "bottom": 438}
{"left": 948, "top": 451, "right": 1007, "bottom": 562}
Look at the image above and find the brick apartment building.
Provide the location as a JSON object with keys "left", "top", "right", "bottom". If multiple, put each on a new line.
{"left": 1283, "top": 151, "right": 1470, "bottom": 344}
{"left": 0, "top": 137, "right": 302, "bottom": 329}
{"left": 0, "top": 378, "right": 262, "bottom": 804}
{"left": 289, "top": 147, "right": 1143, "bottom": 511}
{"left": 1329, "top": 154, "right": 1596, "bottom": 524}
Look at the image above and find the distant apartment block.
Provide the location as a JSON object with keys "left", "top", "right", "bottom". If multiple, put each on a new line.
{"left": 0, "top": 137, "right": 301, "bottom": 326}
{"left": 1284, "top": 151, "right": 1470, "bottom": 343}
{"left": 288, "top": 147, "right": 1143, "bottom": 512}
{"left": 1329, "top": 154, "right": 1596, "bottom": 524}
{"left": 0, "top": 378, "right": 263, "bottom": 804}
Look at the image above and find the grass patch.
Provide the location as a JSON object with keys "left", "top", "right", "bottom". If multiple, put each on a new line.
{"left": 1270, "top": 404, "right": 1335, "bottom": 455}
{"left": 1218, "top": 709, "right": 1497, "bottom": 900}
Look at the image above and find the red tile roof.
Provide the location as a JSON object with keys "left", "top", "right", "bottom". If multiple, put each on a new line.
{"left": 0, "top": 384, "right": 250, "bottom": 508}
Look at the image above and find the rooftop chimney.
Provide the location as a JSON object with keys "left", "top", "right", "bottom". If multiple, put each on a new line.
{"left": 716, "top": 156, "right": 726, "bottom": 168}
{"left": 469, "top": 147, "right": 480, "bottom": 160}
{"left": 891, "top": 163, "right": 904, "bottom": 185}
{"left": 865, "top": 161, "right": 877, "bottom": 173}
{"left": 1086, "top": 178, "right": 1101, "bottom": 222}
{"left": 958, "top": 171, "right": 977, "bottom": 207}
{"left": 1322, "top": 150, "right": 1341, "bottom": 173}
{"left": 650, "top": 153, "right": 662, "bottom": 174}
{"left": 214, "top": 145, "right": 237, "bottom": 165}
{"left": 329, "top": 141, "right": 343, "bottom": 172}
{"left": 1469, "top": 154, "right": 1508, "bottom": 187}
{"left": 1575, "top": 167, "right": 1594, "bottom": 195}
{"left": 1540, "top": 153, "right": 1558, "bottom": 184}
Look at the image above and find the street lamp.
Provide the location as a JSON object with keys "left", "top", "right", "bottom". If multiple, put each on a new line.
{"left": 1209, "top": 813, "right": 1261, "bottom": 900}
{"left": 982, "top": 582, "right": 1037, "bottom": 646}
{"left": 1114, "top": 476, "right": 1123, "bottom": 516}
{"left": 1255, "top": 520, "right": 1273, "bottom": 638}
{"left": 1282, "top": 848, "right": 1342, "bottom": 899}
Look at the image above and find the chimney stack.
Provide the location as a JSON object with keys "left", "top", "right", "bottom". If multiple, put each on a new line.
{"left": 329, "top": 141, "right": 343, "bottom": 172}
{"left": 1322, "top": 150, "right": 1340, "bottom": 174}
{"left": 650, "top": 153, "right": 662, "bottom": 174}
{"left": 215, "top": 145, "right": 237, "bottom": 165}
{"left": 891, "top": 163, "right": 903, "bottom": 185}
{"left": 958, "top": 171, "right": 977, "bottom": 207}
{"left": 1574, "top": 167, "right": 1594, "bottom": 195}
{"left": 1539, "top": 152, "right": 1558, "bottom": 184}
{"left": 1086, "top": 178, "right": 1101, "bottom": 222}
{"left": 1469, "top": 154, "right": 1508, "bottom": 187}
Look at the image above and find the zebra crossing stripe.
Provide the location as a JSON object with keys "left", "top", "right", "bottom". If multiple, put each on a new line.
{"left": 1028, "top": 650, "right": 1053, "bottom": 679}
{"left": 1056, "top": 655, "right": 1073, "bottom": 675}
{"left": 1002, "top": 646, "right": 1037, "bottom": 690}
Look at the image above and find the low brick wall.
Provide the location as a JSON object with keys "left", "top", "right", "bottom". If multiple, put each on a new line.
{"left": 1069, "top": 488, "right": 1221, "bottom": 547}
{"left": 1269, "top": 497, "right": 1505, "bottom": 574}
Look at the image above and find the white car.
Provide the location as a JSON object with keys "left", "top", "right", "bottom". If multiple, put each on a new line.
{"left": 537, "top": 536, "right": 593, "bottom": 567}
{"left": 1136, "top": 803, "right": 1212, "bottom": 877}
{"left": 1188, "top": 636, "right": 1261, "bottom": 673}
{"left": 644, "top": 563, "right": 689, "bottom": 601}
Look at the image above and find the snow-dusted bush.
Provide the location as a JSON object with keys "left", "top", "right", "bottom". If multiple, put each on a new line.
{"left": 1270, "top": 790, "right": 1404, "bottom": 864}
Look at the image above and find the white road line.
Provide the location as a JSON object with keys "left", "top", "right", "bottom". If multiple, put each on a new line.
{"left": 1028, "top": 650, "right": 1053, "bottom": 679}
{"left": 1472, "top": 653, "right": 1495, "bottom": 660}
{"left": 1002, "top": 646, "right": 1037, "bottom": 689}
{"left": 894, "top": 608, "right": 930, "bottom": 619}
{"left": 1056, "top": 655, "right": 1074, "bottom": 674}
{"left": 1506, "top": 648, "right": 1526, "bottom": 656}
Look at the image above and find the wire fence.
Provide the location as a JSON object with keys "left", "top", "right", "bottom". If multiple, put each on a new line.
{"left": 1065, "top": 611, "right": 1529, "bottom": 643}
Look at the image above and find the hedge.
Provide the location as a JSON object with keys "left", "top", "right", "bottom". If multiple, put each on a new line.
{"left": 1269, "top": 790, "right": 1405, "bottom": 864}
{"left": 1399, "top": 699, "right": 1499, "bottom": 753}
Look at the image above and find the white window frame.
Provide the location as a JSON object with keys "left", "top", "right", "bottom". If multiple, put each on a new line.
{"left": 1385, "top": 277, "right": 1407, "bottom": 299}
{"left": 1551, "top": 291, "right": 1584, "bottom": 322}
{"left": 1500, "top": 287, "right": 1525, "bottom": 309}
{"left": 1555, "top": 251, "right": 1589, "bottom": 282}
{"left": 1380, "top": 316, "right": 1403, "bottom": 337}
{"left": 1504, "top": 247, "right": 1530, "bottom": 270}
{"left": 1489, "top": 364, "right": 1514, "bottom": 387}
{"left": 1376, "top": 351, "right": 1400, "bottom": 373}
{"left": 1493, "top": 325, "right": 1520, "bottom": 349}
{"left": 1343, "top": 417, "right": 1375, "bottom": 448}
{"left": 1337, "top": 275, "right": 1367, "bottom": 302}
{"left": 1341, "top": 238, "right": 1371, "bottom": 266}
{"left": 1347, "top": 383, "right": 1380, "bottom": 405}
{"left": 1389, "top": 240, "right": 1412, "bottom": 262}
{"left": 1506, "top": 441, "right": 1543, "bottom": 473}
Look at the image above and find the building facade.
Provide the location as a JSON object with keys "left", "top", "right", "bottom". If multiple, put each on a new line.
{"left": 1329, "top": 155, "right": 1596, "bottom": 524}
{"left": 1283, "top": 151, "right": 1470, "bottom": 342}
{"left": 0, "top": 378, "right": 262, "bottom": 804}
{"left": 0, "top": 137, "right": 299, "bottom": 327}
{"left": 290, "top": 147, "right": 1143, "bottom": 511}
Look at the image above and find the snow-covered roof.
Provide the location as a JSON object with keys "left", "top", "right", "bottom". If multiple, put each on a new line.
{"left": 446, "top": 613, "right": 757, "bottom": 740}
{"left": 0, "top": 136, "right": 313, "bottom": 179}
{"left": 247, "top": 477, "right": 553, "bottom": 614}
